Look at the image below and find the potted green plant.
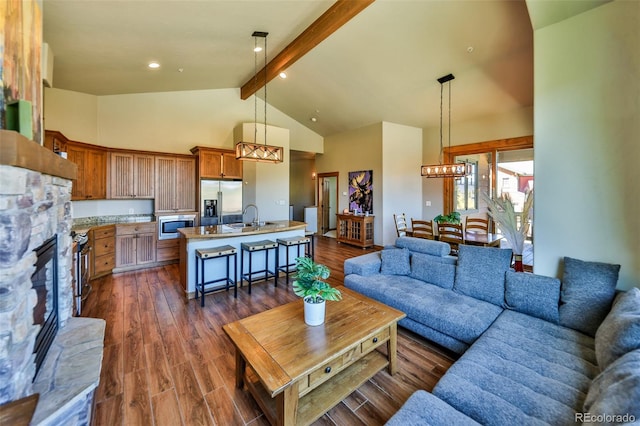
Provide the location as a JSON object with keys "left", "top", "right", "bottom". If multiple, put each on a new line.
{"left": 434, "top": 211, "right": 461, "bottom": 224}
{"left": 480, "top": 189, "right": 534, "bottom": 271}
{"left": 292, "top": 256, "right": 342, "bottom": 326}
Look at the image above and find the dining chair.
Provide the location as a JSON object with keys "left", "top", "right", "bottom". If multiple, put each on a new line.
{"left": 411, "top": 219, "right": 434, "bottom": 240}
{"left": 465, "top": 216, "right": 489, "bottom": 234}
{"left": 394, "top": 213, "right": 409, "bottom": 237}
{"left": 437, "top": 222, "right": 464, "bottom": 255}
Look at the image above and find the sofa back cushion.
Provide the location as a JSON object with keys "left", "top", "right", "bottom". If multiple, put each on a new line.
{"left": 583, "top": 349, "right": 640, "bottom": 423}
{"left": 559, "top": 256, "right": 620, "bottom": 337}
{"left": 380, "top": 247, "right": 411, "bottom": 275}
{"left": 504, "top": 271, "right": 561, "bottom": 324}
{"left": 396, "top": 236, "right": 451, "bottom": 258}
{"left": 453, "top": 245, "right": 512, "bottom": 306}
{"left": 595, "top": 288, "right": 640, "bottom": 371}
{"left": 410, "top": 252, "right": 456, "bottom": 289}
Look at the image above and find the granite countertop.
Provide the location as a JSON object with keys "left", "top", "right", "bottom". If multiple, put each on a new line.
{"left": 71, "top": 214, "right": 155, "bottom": 233}
{"left": 179, "top": 220, "right": 306, "bottom": 240}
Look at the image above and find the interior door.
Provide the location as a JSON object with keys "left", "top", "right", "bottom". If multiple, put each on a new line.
{"left": 322, "top": 178, "right": 330, "bottom": 234}
{"left": 318, "top": 172, "right": 339, "bottom": 235}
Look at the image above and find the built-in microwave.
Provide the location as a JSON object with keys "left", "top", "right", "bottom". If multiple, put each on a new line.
{"left": 157, "top": 214, "right": 196, "bottom": 240}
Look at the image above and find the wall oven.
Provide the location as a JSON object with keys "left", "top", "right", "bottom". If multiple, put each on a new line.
{"left": 158, "top": 214, "right": 196, "bottom": 240}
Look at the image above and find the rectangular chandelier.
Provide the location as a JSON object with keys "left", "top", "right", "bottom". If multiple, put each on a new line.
{"left": 421, "top": 163, "right": 471, "bottom": 178}
{"left": 235, "top": 141, "right": 284, "bottom": 163}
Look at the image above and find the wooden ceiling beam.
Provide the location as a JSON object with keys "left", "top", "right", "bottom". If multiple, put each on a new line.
{"left": 240, "top": 0, "right": 375, "bottom": 100}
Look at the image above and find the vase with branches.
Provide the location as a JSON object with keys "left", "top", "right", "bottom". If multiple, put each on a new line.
{"left": 480, "top": 189, "right": 533, "bottom": 271}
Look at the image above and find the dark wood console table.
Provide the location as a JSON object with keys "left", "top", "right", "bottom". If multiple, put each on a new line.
{"left": 336, "top": 214, "right": 374, "bottom": 248}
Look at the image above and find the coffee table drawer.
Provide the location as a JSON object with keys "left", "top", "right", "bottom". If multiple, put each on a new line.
{"left": 308, "top": 345, "right": 361, "bottom": 389}
{"left": 361, "top": 327, "right": 390, "bottom": 353}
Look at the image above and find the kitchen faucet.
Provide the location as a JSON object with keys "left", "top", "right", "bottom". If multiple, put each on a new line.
{"left": 242, "top": 204, "right": 260, "bottom": 225}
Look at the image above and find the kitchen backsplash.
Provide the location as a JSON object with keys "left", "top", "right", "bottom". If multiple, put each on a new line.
{"left": 72, "top": 199, "right": 154, "bottom": 218}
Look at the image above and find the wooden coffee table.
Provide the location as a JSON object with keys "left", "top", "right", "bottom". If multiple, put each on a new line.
{"left": 223, "top": 286, "right": 406, "bottom": 426}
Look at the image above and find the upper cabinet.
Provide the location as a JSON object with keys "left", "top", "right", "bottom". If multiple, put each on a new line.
{"left": 190, "top": 146, "right": 243, "bottom": 180}
{"left": 109, "top": 152, "right": 155, "bottom": 199}
{"left": 155, "top": 156, "right": 196, "bottom": 213}
{"left": 66, "top": 141, "right": 107, "bottom": 200}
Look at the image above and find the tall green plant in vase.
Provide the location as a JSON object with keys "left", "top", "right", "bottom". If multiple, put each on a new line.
{"left": 293, "top": 257, "right": 342, "bottom": 326}
{"left": 481, "top": 189, "right": 534, "bottom": 272}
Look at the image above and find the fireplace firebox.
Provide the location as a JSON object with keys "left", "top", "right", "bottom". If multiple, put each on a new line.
{"left": 31, "top": 235, "right": 58, "bottom": 380}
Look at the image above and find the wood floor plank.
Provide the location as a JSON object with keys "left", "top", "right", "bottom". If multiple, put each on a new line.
{"left": 144, "top": 339, "right": 174, "bottom": 396}
{"left": 86, "top": 236, "right": 456, "bottom": 426}
{"left": 124, "top": 368, "right": 153, "bottom": 425}
{"left": 95, "top": 343, "right": 123, "bottom": 402}
{"left": 93, "top": 394, "right": 123, "bottom": 426}
{"left": 170, "top": 361, "right": 214, "bottom": 426}
{"left": 151, "top": 389, "right": 184, "bottom": 426}
{"left": 204, "top": 386, "right": 245, "bottom": 426}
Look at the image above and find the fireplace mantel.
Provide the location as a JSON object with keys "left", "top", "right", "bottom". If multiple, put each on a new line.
{"left": 0, "top": 130, "right": 76, "bottom": 180}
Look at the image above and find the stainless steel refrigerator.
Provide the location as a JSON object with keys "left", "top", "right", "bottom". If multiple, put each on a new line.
{"left": 200, "top": 180, "right": 243, "bottom": 226}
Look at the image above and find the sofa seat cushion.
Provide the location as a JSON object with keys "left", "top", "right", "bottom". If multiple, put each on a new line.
{"left": 433, "top": 310, "right": 599, "bottom": 425}
{"left": 386, "top": 390, "right": 481, "bottom": 426}
{"left": 583, "top": 349, "right": 640, "bottom": 423}
{"left": 343, "top": 252, "right": 381, "bottom": 276}
{"left": 344, "top": 273, "right": 502, "bottom": 345}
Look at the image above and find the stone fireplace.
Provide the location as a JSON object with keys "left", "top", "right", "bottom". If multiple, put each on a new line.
{"left": 0, "top": 130, "right": 104, "bottom": 424}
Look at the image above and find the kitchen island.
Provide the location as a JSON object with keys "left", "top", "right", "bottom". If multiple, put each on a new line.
{"left": 178, "top": 220, "right": 307, "bottom": 299}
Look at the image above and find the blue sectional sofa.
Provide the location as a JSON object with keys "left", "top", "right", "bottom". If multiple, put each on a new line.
{"left": 343, "top": 237, "right": 640, "bottom": 425}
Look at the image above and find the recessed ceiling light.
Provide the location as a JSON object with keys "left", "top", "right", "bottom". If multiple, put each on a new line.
{"left": 310, "top": 117, "right": 317, "bottom": 122}
{"left": 148, "top": 62, "right": 160, "bottom": 69}
{"left": 254, "top": 46, "right": 262, "bottom": 52}
{"left": 279, "top": 72, "right": 287, "bottom": 79}
{"left": 467, "top": 46, "right": 474, "bottom": 53}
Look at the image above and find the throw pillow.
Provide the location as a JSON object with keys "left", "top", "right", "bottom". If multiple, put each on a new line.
{"left": 583, "top": 349, "right": 640, "bottom": 422}
{"left": 595, "top": 288, "right": 640, "bottom": 371}
{"left": 559, "top": 257, "right": 620, "bottom": 337}
{"left": 380, "top": 247, "right": 411, "bottom": 276}
{"left": 453, "top": 245, "right": 512, "bottom": 306}
{"left": 504, "top": 270, "right": 561, "bottom": 324}
{"left": 410, "top": 252, "right": 456, "bottom": 289}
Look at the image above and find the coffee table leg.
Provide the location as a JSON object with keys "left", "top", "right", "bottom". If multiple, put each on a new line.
{"left": 387, "top": 322, "right": 399, "bottom": 375}
{"left": 235, "top": 349, "right": 246, "bottom": 388}
{"left": 275, "top": 381, "right": 299, "bottom": 426}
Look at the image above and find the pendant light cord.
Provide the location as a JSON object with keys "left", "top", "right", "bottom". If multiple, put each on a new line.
{"left": 439, "top": 82, "right": 443, "bottom": 165}
{"left": 264, "top": 35, "right": 267, "bottom": 147}
{"left": 448, "top": 79, "right": 451, "bottom": 156}
{"left": 253, "top": 36, "right": 258, "bottom": 144}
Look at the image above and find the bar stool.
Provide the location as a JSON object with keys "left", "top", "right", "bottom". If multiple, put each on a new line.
{"left": 277, "top": 236, "right": 312, "bottom": 285}
{"left": 240, "top": 240, "right": 278, "bottom": 294}
{"left": 305, "top": 231, "right": 315, "bottom": 260}
{"left": 195, "top": 245, "right": 237, "bottom": 307}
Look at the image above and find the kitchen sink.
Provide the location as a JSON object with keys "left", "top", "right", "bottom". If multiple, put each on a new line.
{"left": 227, "top": 223, "right": 255, "bottom": 229}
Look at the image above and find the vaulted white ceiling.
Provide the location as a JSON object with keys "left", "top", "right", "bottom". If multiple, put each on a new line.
{"left": 43, "top": 1, "right": 539, "bottom": 137}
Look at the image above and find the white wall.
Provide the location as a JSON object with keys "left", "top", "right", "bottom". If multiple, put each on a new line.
{"left": 533, "top": 1, "right": 639, "bottom": 290}
{"left": 382, "top": 122, "right": 423, "bottom": 245}
{"left": 44, "top": 89, "right": 98, "bottom": 143}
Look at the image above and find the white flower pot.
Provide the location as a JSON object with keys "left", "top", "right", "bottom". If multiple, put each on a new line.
{"left": 303, "top": 296, "right": 326, "bottom": 326}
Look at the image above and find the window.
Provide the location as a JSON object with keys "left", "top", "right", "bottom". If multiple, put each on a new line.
{"left": 454, "top": 160, "right": 478, "bottom": 212}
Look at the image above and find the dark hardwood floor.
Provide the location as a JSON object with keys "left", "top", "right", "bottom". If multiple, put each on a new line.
{"left": 84, "top": 235, "right": 456, "bottom": 426}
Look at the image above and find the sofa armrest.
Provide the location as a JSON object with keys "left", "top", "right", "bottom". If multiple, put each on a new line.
{"left": 344, "top": 252, "right": 381, "bottom": 276}
{"left": 386, "top": 390, "right": 480, "bottom": 426}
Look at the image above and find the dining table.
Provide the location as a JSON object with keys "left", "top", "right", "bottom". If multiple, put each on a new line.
{"left": 463, "top": 231, "right": 503, "bottom": 247}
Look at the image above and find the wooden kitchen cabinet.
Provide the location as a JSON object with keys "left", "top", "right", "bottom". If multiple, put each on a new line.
{"left": 109, "top": 152, "right": 155, "bottom": 199}
{"left": 336, "top": 214, "right": 375, "bottom": 249}
{"left": 155, "top": 155, "right": 196, "bottom": 213}
{"left": 190, "top": 146, "right": 243, "bottom": 179}
{"left": 66, "top": 141, "right": 107, "bottom": 200}
{"left": 156, "top": 238, "right": 180, "bottom": 262}
{"left": 44, "top": 130, "right": 68, "bottom": 153}
{"left": 115, "top": 222, "right": 157, "bottom": 269}
{"left": 89, "top": 225, "right": 115, "bottom": 280}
